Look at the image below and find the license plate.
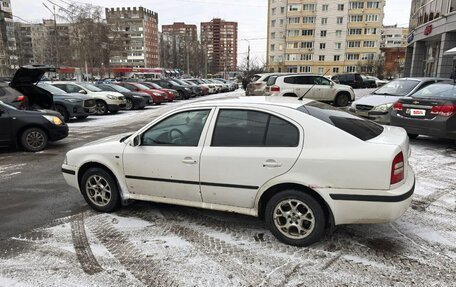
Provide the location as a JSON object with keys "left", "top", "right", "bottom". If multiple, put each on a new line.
{"left": 409, "top": 109, "right": 426, "bottom": 116}
{"left": 357, "top": 111, "right": 369, "bottom": 117}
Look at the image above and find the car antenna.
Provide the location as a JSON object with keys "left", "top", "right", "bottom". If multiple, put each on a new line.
{"left": 298, "top": 69, "right": 331, "bottom": 100}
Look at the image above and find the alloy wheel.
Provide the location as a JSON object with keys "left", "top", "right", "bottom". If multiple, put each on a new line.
{"left": 273, "top": 199, "right": 315, "bottom": 240}
{"left": 26, "top": 131, "right": 45, "bottom": 149}
{"left": 85, "top": 175, "right": 112, "bottom": 207}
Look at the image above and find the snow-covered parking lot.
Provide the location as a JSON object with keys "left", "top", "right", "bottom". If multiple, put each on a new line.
{"left": 0, "top": 89, "right": 455, "bottom": 286}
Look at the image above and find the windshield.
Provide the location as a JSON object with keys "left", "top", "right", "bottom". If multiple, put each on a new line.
{"left": 79, "top": 83, "right": 103, "bottom": 92}
{"left": 373, "top": 79, "right": 420, "bottom": 96}
{"left": 172, "top": 79, "right": 187, "bottom": 85}
{"left": 299, "top": 101, "right": 384, "bottom": 141}
{"left": 168, "top": 80, "right": 181, "bottom": 86}
{"left": 109, "top": 84, "right": 131, "bottom": 93}
{"left": 38, "top": 83, "right": 67, "bottom": 94}
{"left": 133, "top": 83, "right": 152, "bottom": 90}
{"left": 413, "top": 83, "right": 456, "bottom": 99}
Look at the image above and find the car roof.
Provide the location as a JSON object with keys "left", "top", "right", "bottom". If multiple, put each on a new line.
{"left": 184, "top": 96, "right": 313, "bottom": 109}
{"left": 396, "top": 77, "right": 451, "bottom": 82}
{"left": 274, "top": 73, "right": 318, "bottom": 78}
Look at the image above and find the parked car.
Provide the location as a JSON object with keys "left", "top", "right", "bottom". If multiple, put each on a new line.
{"left": 331, "top": 73, "right": 364, "bottom": 89}
{"left": 361, "top": 75, "right": 377, "bottom": 88}
{"left": 349, "top": 77, "right": 451, "bottom": 124}
{"left": 391, "top": 83, "right": 456, "bottom": 140}
{"left": 139, "top": 82, "right": 177, "bottom": 102}
{"left": 210, "top": 79, "right": 229, "bottom": 92}
{"left": 38, "top": 83, "right": 96, "bottom": 121}
{"left": 151, "top": 79, "right": 192, "bottom": 99}
{"left": 186, "top": 78, "right": 215, "bottom": 94}
{"left": 202, "top": 79, "right": 222, "bottom": 93}
{"left": 171, "top": 78, "right": 202, "bottom": 97}
{"left": 367, "top": 76, "right": 389, "bottom": 87}
{"left": 51, "top": 82, "right": 126, "bottom": 115}
{"left": 95, "top": 84, "right": 149, "bottom": 110}
{"left": 246, "top": 73, "right": 281, "bottom": 96}
{"left": 214, "top": 78, "right": 238, "bottom": 91}
{"left": 115, "top": 82, "right": 166, "bottom": 105}
{"left": 62, "top": 97, "right": 414, "bottom": 247}
{"left": 0, "top": 100, "right": 68, "bottom": 152}
{"left": 181, "top": 79, "right": 209, "bottom": 96}
{"left": 265, "top": 74, "right": 355, "bottom": 107}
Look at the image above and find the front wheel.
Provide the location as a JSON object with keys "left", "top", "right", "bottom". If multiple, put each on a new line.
{"left": 265, "top": 190, "right": 326, "bottom": 246}
{"left": 125, "top": 98, "right": 134, "bottom": 110}
{"left": 95, "top": 100, "right": 108, "bottom": 115}
{"left": 21, "top": 127, "right": 48, "bottom": 152}
{"left": 335, "top": 93, "right": 350, "bottom": 107}
{"left": 80, "top": 167, "right": 121, "bottom": 212}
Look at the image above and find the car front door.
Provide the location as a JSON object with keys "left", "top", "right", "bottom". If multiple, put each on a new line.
{"left": 200, "top": 108, "right": 303, "bottom": 208}
{"left": 0, "top": 105, "right": 12, "bottom": 146}
{"left": 312, "top": 76, "right": 333, "bottom": 101}
{"left": 294, "top": 76, "right": 317, "bottom": 99}
{"left": 123, "top": 108, "right": 214, "bottom": 202}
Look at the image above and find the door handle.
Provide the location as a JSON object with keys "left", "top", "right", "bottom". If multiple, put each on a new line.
{"left": 263, "top": 160, "right": 282, "bottom": 168}
{"left": 182, "top": 157, "right": 197, "bottom": 165}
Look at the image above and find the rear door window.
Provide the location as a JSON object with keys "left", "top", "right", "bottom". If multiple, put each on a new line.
{"left": 212, "top": 109, "right": 299, "bottom": 147}
{"left": 295, "top": 76, "right": 314, "bottom": 85}
{"left": 284, "top": 77, "right": 297, "bottom": 84}
{"left": 266, "top": 76, "right": 278, "bottom": 86}
{"left": 299, "top": 102, "right": 384, "bottom": 141}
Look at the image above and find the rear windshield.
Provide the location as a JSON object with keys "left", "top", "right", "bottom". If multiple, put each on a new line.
{"left": 412, "top": 83, "right": 456, "bottom": 99}
{"left": 251, "top": 75, "right": 261, "bottom": 82}
{"left": 299, "top": 102, "right": 384, "bottom": 141}
{"left": 266, "top": 76, "right": 278, "bottom": 86}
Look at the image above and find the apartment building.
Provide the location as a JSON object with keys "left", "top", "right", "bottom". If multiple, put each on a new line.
{"left": 381, "top": 25, "right": 408, "bottom": 49}
{"left": 201, "top": 18, "right": 238, "bottom": 74}
{"left": 380, "top": 24, "right": 408, "bottom": 78}
{"left": 0, "top": 0, "right": 17, "bottom": 77}
{"left": 161, "top": 22, "right": 199, "bottom": 72}
{"left": 404, "top": 0, "right": 456, "bottom": 78}
{"left": 162, "top": 22, "right": 197, "bottom": 41}
{"left": 105, "top": 7, "right": 159, "bottom": 68}
{"left": 266, "top": 0, "right": 385, "bottom": 75}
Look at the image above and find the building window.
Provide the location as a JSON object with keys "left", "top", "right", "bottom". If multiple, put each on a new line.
{"left": 272, "top": 8, "right": 276, "bottom": 15}
{"left": 362, "top": 53, "right": 376, "bottom": 60}
{"left": 366, "top": 14, "right": 379, "bottom": 22}
{"left": 303, "top": 16, "right": 316, "bottom": 23}
{"left": 300, "top": 41, "right": 314, "bottom": 48}
{"left": 271, "top": 44, "right": 275, "bottom": 51}
{"left": 318, "top": 67, "right": 325, "bottom": 74}
{"left": 271, "top": 20, "right": 276, "bottom": 27}
{"left": 319, "top": 55, "right": 325, "bottom": 61}
{"left": 367, "top": 1, "right": 380, "bottom": 8}
{"left": 302, "top": 29, "right": 314, "bottom": 36}
{"left": 336, "top": 30, "right": 342, "bottom": 37}
{"left": 281, "top": 7, "right": 285, "bottom": 13}
{"left": 349, "top": 28, "right": 362, "bottom": 35}
{"left": 321, "top": 17, "right": 328, "bottom": 25}
{"left": 337, "top": 17, "right": 344, "bottom": 24}
{"left": 288, "top": 17, "right": 301, "bottom": 24}
{"left": 288, "top": 4, "right": 300, "bottom": 11}
{"left": 346, "top": 53, "right": 360, "bottom": 61}
{"left": 364, "top": 28, "right": 377, "bottom": 35}
{"left": 345, "top": 66, "right": 357, "bottom": 73}
{"left": 303, "top": 4, "right": 316, "bottom": 11}
{"left": 301, "top": 54, "right": 313, "bottom": 61}
{"left": 299, "top": 66, "right": 312, "bottom": 73}
{"left": 322, "top": 4, "right": 329, "bottom": 11}
{"left": 321, "top": 30, "right": 327, "bottom": 37}
{"left": 348, "top": 41, "right": 361, "bottom": 48}
{"left": 287, "top": 30, "right": 300, "bottom": 36}
{"left": 363, "top": 41, "right": 376, "bottom": 47}
{"left": 320, "top": 43, "right": 326, "bottom": 49}
{"left": 337, "top": 4, "right": 344, "bottom": 11}
{"left": 271, "top": 32, "right": 276, "bottom": 39}
{"left": 350, "top": 15, "right": 363, "bottom": 22}
{"left": 334, "top": 55, "right": 340, "bottom": 61}
{"left": 333, "top": 67, "right": 340, "bottom": 73}
{"left": 335, "top": 42, "right": 342, "bottom": 49}
{"left": 350, "top": 2, "right": 364, "bottom": 9}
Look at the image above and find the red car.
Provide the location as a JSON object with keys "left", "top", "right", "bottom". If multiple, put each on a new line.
{"left": 140, "top": 82, "right": 177, "bottom": 102}
{"left": 116, "top": 82, "right": 166, "bottom": 105}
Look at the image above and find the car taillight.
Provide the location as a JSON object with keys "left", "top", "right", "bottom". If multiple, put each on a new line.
{"left": 14, "top": 95, "right": 25, "bottom": 102}
{"left": 391, "top": 152, "right": 404, "bottom": 185}
{"left": 431, "top": 104, "right": 455, "bottom": 117}
{"left": 255, "top": 83, "right": 262, "bottom": 86}
{"left": 270, "top": 85, "right": 280, "bottom": 92}
{"left": 393, "top": 102, "right": 403, "bottom": 111}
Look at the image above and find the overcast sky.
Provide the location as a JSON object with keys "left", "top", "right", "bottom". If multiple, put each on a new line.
{"left": 11, "top": 0, "right": 412, "bottom": 65}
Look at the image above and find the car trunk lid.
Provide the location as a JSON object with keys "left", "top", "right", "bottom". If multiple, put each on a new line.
{"left": 394, "top": 97, "right": 456, "bottom": 120}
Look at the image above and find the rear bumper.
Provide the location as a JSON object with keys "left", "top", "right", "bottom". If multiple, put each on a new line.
{"left": 391, "top": 114, "right": 456, "bottom": 139}
{"left": 323, "top": 168, "right": 415, "bottom": 225}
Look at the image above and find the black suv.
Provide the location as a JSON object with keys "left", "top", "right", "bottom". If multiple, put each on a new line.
{"left": 150, "top": 79, "right": 192, "bottom": 100}
{"left": 0, "top": 101, "right": 68, "bottom": 152}
{"left": 332, "top": 73, "right": 364, "bottom": 89}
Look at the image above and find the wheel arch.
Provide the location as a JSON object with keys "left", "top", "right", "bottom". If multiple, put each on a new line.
{"left": 77, "top": 162, "right": 121, "bottom": 197}
{"left": 16, "top": 124, "right": 49, "bottom": 145}
{"left": 257, "top": 182, "right": 335, "bottom": 230}
{"left": 335, "top": 91, "right": 352, "bottom": 106}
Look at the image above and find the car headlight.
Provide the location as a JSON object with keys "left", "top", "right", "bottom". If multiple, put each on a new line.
{"left": 63, "top": 155, "right": 68, "bottom": 165}
{"left": 153, "top": 92, "right": 162, "bottom": 96}
{"left": 372, "top": 103, "right": 393, "bottom": 112}
{"left": 43, "top": 115, "right": 64, "bottom": 125}
{"left": 106, "top": 95, "right": 117, "bottom": 100}
{"left": 63, "top": 99, "right": 82, "bottom": 103}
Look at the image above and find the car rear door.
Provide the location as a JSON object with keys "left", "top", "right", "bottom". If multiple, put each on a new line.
{"left": 199, "top": 108, "right": 303, "bottom": 208}
{"left": 0, "top": 105, "right": 12, "bottom": 146}
{"left": 294, "top": 76, "right": 317, "bottom": 98}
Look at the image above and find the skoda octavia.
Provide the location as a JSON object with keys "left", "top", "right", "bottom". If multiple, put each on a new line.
{"left": 62, "top": 97, "right": 415, "bottom": 246}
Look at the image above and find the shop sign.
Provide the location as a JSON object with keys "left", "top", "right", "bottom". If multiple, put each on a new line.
{"left": 424, "top": 24, "right": 433, "bottom": 36}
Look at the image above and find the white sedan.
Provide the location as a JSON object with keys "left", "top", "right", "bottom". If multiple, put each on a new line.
{"left": 62, "top": 97, "right": 415, "bottom": 246}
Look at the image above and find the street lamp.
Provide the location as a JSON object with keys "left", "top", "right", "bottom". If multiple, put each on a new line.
{"left": 241, "top": 39, "right": 250, "bottom": 75}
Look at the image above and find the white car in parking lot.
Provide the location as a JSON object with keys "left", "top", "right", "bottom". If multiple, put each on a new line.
{"left": 50, "top": 82, "right": 127, "bottom": 115}
{"left": 265, "top": 74, "right": 355, "bottom": 107}
{"left": 62, "top": 97, "right": 415, "bottom": 246}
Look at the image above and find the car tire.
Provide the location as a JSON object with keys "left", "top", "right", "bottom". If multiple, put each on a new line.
{"left": 55, "top": 105, "right": 69, "bottom": 122}
{"left": 335, "top": 93, "right": 350, "bottom": 107}
{"left": 408, "top": 133, "right": 419, "bottom": 139}
{"left": 125, "top": 98, "right": 134, "bottom": 110}
{"left": 80, "top": 167, "right": 121, "bottom": 213}
{"left": 76, "top": 116, "right": 88, "bottom": 120}
{"left": 95, "top": 100, "right": 108, "bottom": 115}
{"left": 20, "top": 127, "right": 48, "bottom": 152}
{"left": 265, "top": 190, "right": 326, "bottom": 247}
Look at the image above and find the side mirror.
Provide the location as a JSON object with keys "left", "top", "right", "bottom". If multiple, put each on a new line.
{"left": 79, "top": 90, "right": 87, "bottom": 94}
{"left": 330, "top": 81, "right": 334, "bottom": 87}
{"left": 131, "top": 134, "right": 141, "bottom": 147}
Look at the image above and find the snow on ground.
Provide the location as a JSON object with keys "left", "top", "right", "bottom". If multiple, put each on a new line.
{"left": 1, "top": 88, "right": 455, "bottom": 286}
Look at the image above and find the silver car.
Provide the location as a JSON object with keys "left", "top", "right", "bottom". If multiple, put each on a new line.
{"left": 349, "top": 77, "right": 451, "bottom": 124}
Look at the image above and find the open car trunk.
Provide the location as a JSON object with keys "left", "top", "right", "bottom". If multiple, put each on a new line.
{"left": 9, "top": 65, "right": 56, "bottom": 110}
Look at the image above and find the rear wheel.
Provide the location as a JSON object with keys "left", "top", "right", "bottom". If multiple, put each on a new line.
{"left": 335, "top": 93, "right": 350, "bottom": 107}
{"left": 408, "top": 133, "right": 419, "bottom": 139}
{"left": 55, "top": 105, "right": 69, "bottom": 122}
{"left": 265, "top": 190, "right": 326, "bottom": 246}
{"left": 125, "top": 98, "right": 134, "bottom": 110}
{"left": 21, "top": 127, "right": 48, "bottom": 152}
{"left": 80, "top": 167, "right": 120, "bottom": 212}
